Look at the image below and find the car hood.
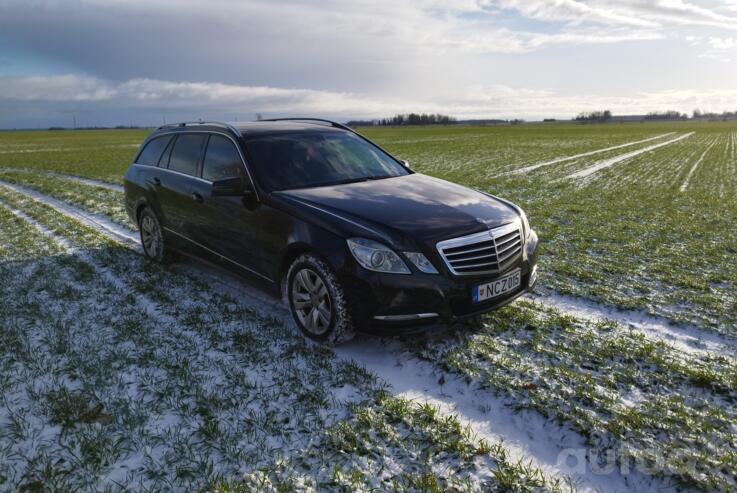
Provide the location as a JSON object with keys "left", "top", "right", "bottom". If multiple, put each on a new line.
{"left": 274, "top": 173, "right": 520, "bottom": 245}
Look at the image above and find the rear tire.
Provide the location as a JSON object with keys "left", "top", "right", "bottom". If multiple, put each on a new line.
{"left": 138, "top": 207, "right": 172, "bottom": 263}
{"left": 286, "top": 254, "right": 355, "bottom": 345}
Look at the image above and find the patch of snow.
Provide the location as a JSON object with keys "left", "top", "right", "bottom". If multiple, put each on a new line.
{"left": 679, "top": 138, "right": 718, "bottom": 192}
{"left": 618, "top": 388, "right": 646, "bottom": 409}
{"left": 566, "top": 132, "right": 695, "bottom": 180}
{"left": 0, "top": 179, "right": 138, "bottom": 247}
{"left": 335, "top": 338, "right": 676, "bottom": 493}
{"left": 0, "top": 199, "right": 74, "bottom": 251}
{"left": 0, "top": 167, "right": 123, "bottom": 191}
{"left": 531, "top": 292, "right": 737, "bottom": 357}
{"left": 504, "top": 133, "right": 675, "bottom": 175}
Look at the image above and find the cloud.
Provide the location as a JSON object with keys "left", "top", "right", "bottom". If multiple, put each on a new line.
{"left": 492, "top": 0, "right": 659, "bottom": 28}
{"left": 2, "top": 74, "right": 736, "bottom": 127}
{"left": 493, "top": 0, "right": 737, "bottom": 30}
{"left": 0, "top": 1, "right": 736, "bottom": 127}
{"left": 686, "top": 34, "right": 737, "bottom": 61}
{"left": 707, "top": 36, "right": 737, "bottom": 50}
{"left": 0, "top": 74, "right": 116, "bottom": 101}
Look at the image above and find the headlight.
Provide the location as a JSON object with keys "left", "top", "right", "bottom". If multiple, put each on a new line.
{"left": 519, "top": 210, "right": 531, "bottom": 239}
{"left": 403, "top": 251, "right": 438, "bottom": 274}
{"left": 347, "top": 238, "right": 410, "bottom": 274}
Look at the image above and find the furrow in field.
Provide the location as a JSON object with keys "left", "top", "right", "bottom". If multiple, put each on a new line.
{"left": 566, "top": 132, "right": 695, "bottom": 181}
{"left": 504, "top": 133, "right": 675, "bottom": 175}
{"left": 680, "top": 138, "right": 719, "bottom": 192}
{"left": 0, "top": 167, "right": 123, "bottom": 191}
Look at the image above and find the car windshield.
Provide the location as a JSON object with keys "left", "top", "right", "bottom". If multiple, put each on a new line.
{"left": 243, "top": 131, "right": 409, "bottom": 191}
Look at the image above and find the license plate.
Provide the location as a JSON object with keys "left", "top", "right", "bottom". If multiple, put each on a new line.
{"left": 472, "top": 269, "right": 521, "bottom": 304}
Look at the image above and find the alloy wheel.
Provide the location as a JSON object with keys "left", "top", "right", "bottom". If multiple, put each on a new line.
{"left": 291, "top": 268, "right": 332, "bottom": 335}
{"left": 140, "top": 214, "right": 162, "bottom": 258}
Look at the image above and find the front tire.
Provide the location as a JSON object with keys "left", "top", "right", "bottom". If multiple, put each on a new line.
{"left": 286, "top": 254, "right": 355, "bottom": 345}
{"left": 138, "top": 207, "right": 171, "bottom": 263}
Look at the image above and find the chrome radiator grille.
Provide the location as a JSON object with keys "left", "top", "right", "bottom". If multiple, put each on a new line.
{"left": 436, "top": 221, "right": 523, "bottom": 276}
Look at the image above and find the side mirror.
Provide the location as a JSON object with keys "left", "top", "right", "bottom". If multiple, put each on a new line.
{"left": 211, "top": 177, "right": 245, "bottom": 196}
{"left": 399, "top": 159, "right": 411, "bottom": 169}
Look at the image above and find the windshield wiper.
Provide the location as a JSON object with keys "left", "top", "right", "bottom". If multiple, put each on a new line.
{"left": 282, "top": 175, "right": 397, "bottom": 191}
{"left": 336, "top": 175, "right": 393, "bottom": 185}
{"left": 333, "top": 175, "right": 393, "bottom": 185}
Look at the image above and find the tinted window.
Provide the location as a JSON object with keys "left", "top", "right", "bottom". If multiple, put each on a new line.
{"left": 157, "top": 137, "right": 174, "bottom": 167}
{"left": 168, "top": 134, "right": 207, "bottom": 176}
{"left": 136, "top": 136, "right": 172, "bottom": 166}
{"left": 244, "top": 131, "right": 408, "bottom": 191}
{"left": 202, "top": 135, "right": 245, "bottom": 181}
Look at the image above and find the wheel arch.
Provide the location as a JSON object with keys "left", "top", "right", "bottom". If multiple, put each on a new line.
{"left": 279, "top": 242, "right": 316, "bottom": 289}
{"left": 278, "top": 236, "right": 351, "bottom": 298}
{"left": 135, "top": 201, "right": 149, "bottom": 224}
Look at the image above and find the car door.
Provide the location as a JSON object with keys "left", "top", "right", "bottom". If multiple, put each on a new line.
{"left": 188, "top": 133, "right": 278, "bottom": 282}
{"left": 127, "top": 134, "right": 173, "bottom": 220}
{"left": 157, "top": 133, "right": 208, "bottom": 239}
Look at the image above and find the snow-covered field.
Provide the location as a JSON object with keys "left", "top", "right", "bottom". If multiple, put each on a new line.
{"left": 0, "top": 122, "right": 735, "bottom": 492}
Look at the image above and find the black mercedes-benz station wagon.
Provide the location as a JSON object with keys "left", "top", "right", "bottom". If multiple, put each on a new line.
{"left": 124, "top": 119, "right": 538, "bottom": 344}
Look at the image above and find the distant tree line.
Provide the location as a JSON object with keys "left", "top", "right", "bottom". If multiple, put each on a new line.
{"left": 347, "top": 113, "right": 457, "bottom": 126}
{"left": 574, "top": 108, "right": 737, "bottom": 123}
{"left": 574, "top": 110, "right": 612, "bottom": 122}
{"left": 645, "top": 111, "right": 688, "bottom": 120}
{"left": 692, "top": 109, "right": 737, "bottom": 120}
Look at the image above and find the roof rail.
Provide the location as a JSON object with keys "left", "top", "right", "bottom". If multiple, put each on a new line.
{"left": 157, "top": 121, "right": 240, "bottom": 135}
{"left": 258, "top": 117, "right": 354, "bottom": 133}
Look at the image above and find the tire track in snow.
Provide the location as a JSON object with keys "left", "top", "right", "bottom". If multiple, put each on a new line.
{"left": 532, "top": 292, "right": 737, "bottom": 358}
{"left": 0, "top": 179, "right": 137, "bottom": 247}
{"left": 0, "top": 198, "right": 75, "bottom": 252}
{"left": 501, "top": 133, "right": 675, "bottom": 176}
{"left": 334, "top": 338, "right": 675, "bottom": 493}
{"left": 0, "top": 167, "right": 123, "bottom": 192}
{"left": 0, "top": 182, "right": 703, "bottom": 492}
{"left": 679, "top": 138, "right": 718, "bottom": 192}
{"left": 0, "top": 196, "right": 176, "bottom": 325}
{"left": 566, "top": 132, "right": 695, "bottom": 181}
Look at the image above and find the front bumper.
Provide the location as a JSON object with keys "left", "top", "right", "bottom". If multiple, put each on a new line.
{"left": 342, "top": 230, "right": 539, "bottom": 334}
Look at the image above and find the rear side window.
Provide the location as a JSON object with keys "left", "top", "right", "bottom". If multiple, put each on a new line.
{"left": 202, "top": 135, "right": 245, "bottom": 181}
{"left": 136, "top": 135, "right": 172, "bottom": 166}
{"left": 157, "top": 137, "right": 174, "bottom": 167}
{"left": 168, "top": 134, "right": 207, "bottom": 176}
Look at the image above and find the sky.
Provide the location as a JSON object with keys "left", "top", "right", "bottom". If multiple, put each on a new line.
{"left": 0, "top": 0, "right": 736, "bottom": 128}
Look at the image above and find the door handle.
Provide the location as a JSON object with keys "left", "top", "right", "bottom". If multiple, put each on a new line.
{"left": 151, "top": 177, "right": 161, "bottom": 186}
{"left": 191, "top": 192, "right": 204, "bottom": 203}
